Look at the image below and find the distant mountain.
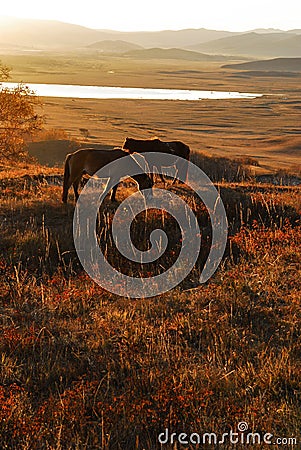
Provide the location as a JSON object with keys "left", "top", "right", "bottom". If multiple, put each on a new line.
{"left": 223, "top": 57, "right": 301, "bottom": 72}
{"left": 112, "top": 28, "right": 235, "bottom": 48}
{"left": 87, "top": 40, "right": 143, "bottom": 53}
{"left": 123, "top": 47, "right": 229, "bottom": 61}
{"left": 0, "top": 18, "right": 236, "bottom": 49}
{"left": 250, "top": 28, "right": 284, "bottom": 34}
{"left": 0, "top": 17, "right": 300, "bottom": 59}
{"left": 0, "top": 17, "right": 107, "bottom": 49}
{"left": 190, "top": 32, "right": 301, "bottom": 57}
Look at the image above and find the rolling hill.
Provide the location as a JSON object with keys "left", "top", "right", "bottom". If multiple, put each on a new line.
{"left": 0, "top": 17, "right": 105, "bottom": 49}
{"left": 113, "top": 28, "right": 235, "bottom": 48}
{"left": 0, "top": 17, "right": 300, "bottom": 59}
{"left": 123, "top": 47, "right": 230, "bottom": 61}
{"left": 87, "top": 40, "right": 143, "bottom": 53}
{"left": 222, "top": 57, "right": 301, "bottom": 72}
{"left": 0, "top": 17, "right": 237, "bottom": 50}
{"left": 190, "top": 32, "right": 301, "bottom": 57}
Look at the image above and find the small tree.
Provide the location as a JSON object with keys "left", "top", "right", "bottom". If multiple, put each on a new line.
{"left": 79, "top": 128, "right": 90, "bottom": 139}
{"left": 0, "top": 63, "right": 10, "bottom": 81}
{"left": 0, "top": 62, "right": 44, "bottom": 160}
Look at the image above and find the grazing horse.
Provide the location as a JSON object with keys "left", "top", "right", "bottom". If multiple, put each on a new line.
{"left": 62, "top": 148, "right": 153, "bottom": 203}
{"left": 122, "top": 137, "right": 190, "bottom": 183}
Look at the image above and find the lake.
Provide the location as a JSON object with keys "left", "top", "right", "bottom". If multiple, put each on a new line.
{"left": 2, "top": 82, "right": 263, "bottom": 101}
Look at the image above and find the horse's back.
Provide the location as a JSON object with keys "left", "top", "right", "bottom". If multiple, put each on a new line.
{"left": 123, "top": 137, "right": 162, "bottom": 152}
{"left": 68, "top": 148, "right": 127, "bottom": 176}
{"left": 168, "top": 141, "right": 190, "bottom": 159}
{"left": 123, "top": 137, "right": 190, "bottom": 159}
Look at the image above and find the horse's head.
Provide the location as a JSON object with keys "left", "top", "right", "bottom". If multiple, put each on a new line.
{"left": 122, "top": 137, "right": 135, "bottom": 153}
{"left": 132, "top": 173, "right": 153, "bottom": 199}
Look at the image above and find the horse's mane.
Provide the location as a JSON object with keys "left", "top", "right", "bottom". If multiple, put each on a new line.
{"left": 122, "top": 137, "right": 190, "bottom": 159}
{"left": 123, "top": 137, "right": 162, "bottom": 151}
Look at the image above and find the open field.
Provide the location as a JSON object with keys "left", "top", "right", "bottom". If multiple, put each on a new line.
{"left": 34, "top": 94, "right": 301, "bottom": 174}
{"left": 2, "top": 54, "right": 299, "bottom": 173}
{"left": 1, "top": 52, "right": 301, "bottom": 448}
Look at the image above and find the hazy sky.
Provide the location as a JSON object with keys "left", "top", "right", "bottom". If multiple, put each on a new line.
{"left": 0, "top": 0, "right": 300, "bottom": 31}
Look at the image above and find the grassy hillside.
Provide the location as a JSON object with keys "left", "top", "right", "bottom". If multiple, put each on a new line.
{"left": 87, "top": 40, "right": 143, "bottom": 53}
{"left": 223, "top": 57, "right": 301, "bottom": 72}
{"left": 123, "top": 47, "right": 229, "bottom": 61}
{"left": 0, "top": 157, "right": 300, "bottom": 449}
{"left": 2, "top": 54, "right": 300, "bottom": 177}
{"left": 191, "top": 32, "right": 301, "bottom": 58}
{"left": 1, "top": 48, "right": 300, "bottom": 448}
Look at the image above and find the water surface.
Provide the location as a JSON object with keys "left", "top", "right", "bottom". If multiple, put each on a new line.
{"left": 2, "top": 82, "right": 262, "bottom": 101}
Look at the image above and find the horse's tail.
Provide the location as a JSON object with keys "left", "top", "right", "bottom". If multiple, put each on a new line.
{"left": 62, "top": 153, "right": 72, "bottom": 203}
{"left": 184, "top": 143, "right": 190, "bottom": 161}
{"left": 187, "top": 147, "right": 191, "bottom": 161}
{"left": 179, "top": 143, "right": 190, "bottom": 182}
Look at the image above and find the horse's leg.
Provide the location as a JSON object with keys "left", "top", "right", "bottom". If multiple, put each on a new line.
{"left": 181, "top": 158, "right": 189, "bottom": 184}
{"left": 62, "top": 154, "right": 72, "bottom": 203}
{"left": 64, "top": 171, "right": 81, "bottom": 202}
{"left": 150, "top": 166, "right": 165, "bottom": 185}
{"left": 110, "top": 182, "right": 119, "bottom": 202}
{"left": 62, "top": 184, "right": 69, "bottom": 203}
{"left": 62, "top": 176, "right": 76, "bottom": 203}
{"left": 72, "top": 177, "right": 82, "bottom": 201}
{"left": 159, "top": 173, "right": 165, "bottom": 184}
{"left": 172, "top": 158, "right": 188, "bottom": 185}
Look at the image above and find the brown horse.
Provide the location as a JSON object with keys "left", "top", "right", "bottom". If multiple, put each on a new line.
{"left": 62, "top": 148, "right": 153, "bottom": 203}
{"left": 122, "top": 137, "right": 190, "bottom": 183}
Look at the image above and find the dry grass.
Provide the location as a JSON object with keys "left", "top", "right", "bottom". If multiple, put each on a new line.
{"left": 1, "top": 51, "right": 300, "bottom": 449}
{"left": 0, "top": 158, "right": 300, "bottom": 449}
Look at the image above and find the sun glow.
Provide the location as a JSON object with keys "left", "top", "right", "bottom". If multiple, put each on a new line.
{"left": 0, "top": 0, "right": 300, "bottom": 31}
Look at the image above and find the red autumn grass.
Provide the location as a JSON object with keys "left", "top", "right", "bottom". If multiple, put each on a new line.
{"left": 0, "top": 161, "right": 300, "bottom": 449}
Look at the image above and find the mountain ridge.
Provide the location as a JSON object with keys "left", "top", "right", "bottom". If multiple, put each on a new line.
{"left": 0, "top": 17, "right": 300, "bottom": 58}
{"left": 189, "top": 32, "right": 301, "bottom": 57}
